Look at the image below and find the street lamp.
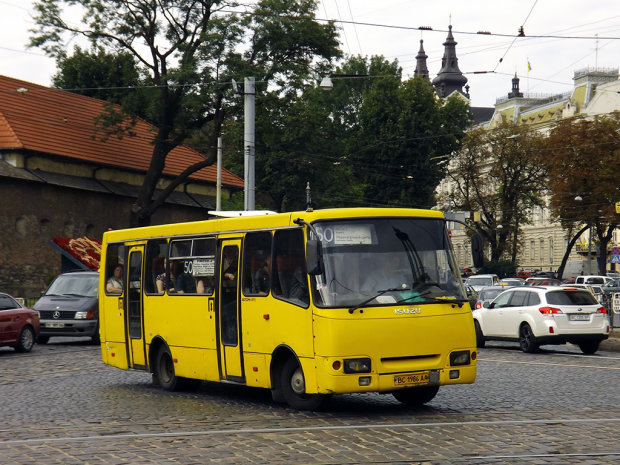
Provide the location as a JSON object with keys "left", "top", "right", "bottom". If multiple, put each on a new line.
{"left": 319, "top": 73, "right": 370, "bottom": 92}
{"left": 575, "top": 195, "right": 593, "bottom": 274}
{"left": 496, "top": 224, "right": 503, "bottom": 245}
{"left": 319, "top": 76, "right": 333, "bottom": 91}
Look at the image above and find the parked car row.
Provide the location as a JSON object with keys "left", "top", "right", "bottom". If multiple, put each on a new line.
{"left": 0, "top": 292, "right": 40, "bottom": 352}
{"left": 1, "top": 270, "right": 100, "bottom": 353}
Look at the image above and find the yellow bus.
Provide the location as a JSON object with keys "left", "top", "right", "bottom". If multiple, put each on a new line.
{"left": 99, "top": 208, "right": 476, "bottom": 409}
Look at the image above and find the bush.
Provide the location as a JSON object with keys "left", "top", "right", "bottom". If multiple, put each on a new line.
{"left": 478, "top": 260, "right": 517, "bottom": 279}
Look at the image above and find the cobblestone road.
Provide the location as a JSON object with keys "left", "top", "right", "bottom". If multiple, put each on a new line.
{"left": 1, "top": 339, "right": 619, "bottom": 464}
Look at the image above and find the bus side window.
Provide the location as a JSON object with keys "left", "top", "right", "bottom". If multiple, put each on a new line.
{"left": 243, "top": 231, "right": 272, "bottom": 296}
{"left": 273, "top": 229, "right": 309, "bottom": 306}
{"left": 105, "top": 244, "right": 126, "bottom": 295}
{"left": 145, "top": 240, "right": 168, "bottom": 294}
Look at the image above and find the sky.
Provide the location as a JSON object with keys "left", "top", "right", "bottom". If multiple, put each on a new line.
{"left": 2, "top": 0, "right": 620, "bottom": 108}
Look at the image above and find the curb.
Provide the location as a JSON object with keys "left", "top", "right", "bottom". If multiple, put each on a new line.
{"left": 601, "top": 329, "right": 620, "bottom": 352}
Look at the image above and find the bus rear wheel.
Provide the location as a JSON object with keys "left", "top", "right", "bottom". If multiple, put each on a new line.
{"left": 280, "top": 358, "right": 326, "bottom": 410}
{"left": 154, "top": 346, "right": 200, "bottom": 391}
{"left": 392, "top": 385, "right": 439, "bottom": 406}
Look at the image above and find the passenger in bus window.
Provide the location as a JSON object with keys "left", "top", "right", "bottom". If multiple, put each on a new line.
{"left": 222, "top": 248, "right": 237, "bottom": 284}
{"left": 197, "top": 276, "right": 215, "bottom": 294}
{"left": 287, "top": 252, "right": 309, "bottom": 303}
{"left": 252, "top": 252, "right": 271, "bottom": 295}
{"left": 156, "top": 259, "right": 169, "bottom": 293}
{"left": 170, "top": 260, "right": 196, "bottom": 294}
{"left": 106, "top": 264, "right": 124, "bottom": 294}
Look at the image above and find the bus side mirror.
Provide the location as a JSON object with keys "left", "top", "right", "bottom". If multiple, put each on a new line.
{"left": 306, "top": 239, "right": 324, "bottom": 275}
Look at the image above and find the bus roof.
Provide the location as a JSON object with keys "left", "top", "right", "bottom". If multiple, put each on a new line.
{"left": 103, "top": 207, "right": 445, "bottom": 243}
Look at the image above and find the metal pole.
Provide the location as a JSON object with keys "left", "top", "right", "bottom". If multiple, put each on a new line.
{"left": 216, "top": 136, "right": 222, "bottom": 211}
{"left": 588, "top": 225, "right": 593, "bottom": 274}
{"left": 244, "top": 77, "right": 255, "bottom": 211}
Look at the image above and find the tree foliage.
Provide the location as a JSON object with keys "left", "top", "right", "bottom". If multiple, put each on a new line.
{"left": 224, "top": 55, "right": 473, "bottom": 212}
{"left": 443, "top": 122, "right": 547, "bottom": 264}
{"left": 31, "top": 0, "right": 340, "bottom": 225}
{"left": 543, "top": 113, "right": 620, "bottom": 276}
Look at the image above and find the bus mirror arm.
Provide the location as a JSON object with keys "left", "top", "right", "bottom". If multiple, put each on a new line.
{"left": 293, "top": 218, "right": 324, "bottom": 276}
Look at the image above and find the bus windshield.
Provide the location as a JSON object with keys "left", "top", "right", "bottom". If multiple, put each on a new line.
{"left": 311, "top": 217, "right": 466, "bottom": 308}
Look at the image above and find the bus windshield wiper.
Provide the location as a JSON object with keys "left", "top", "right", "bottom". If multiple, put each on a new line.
{"left": 395, "top": 292, "right": 468, "bottom": 307}
{"left": 349, "top": 287, "right": 410, "bottom": 314}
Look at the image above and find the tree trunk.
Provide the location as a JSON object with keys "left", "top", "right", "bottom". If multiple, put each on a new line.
{"left": 556, "top": 224, "right": 590, "bottom": 280}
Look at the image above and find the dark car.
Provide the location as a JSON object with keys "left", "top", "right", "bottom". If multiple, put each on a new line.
{"left": 34, "top": 271, "right": 99, "bottom": 344}
{"left": 0, "top": 292, "right": 40, "bottom": 352}
{"left": 474, "top": 285, "right": 513, "bottom": 309}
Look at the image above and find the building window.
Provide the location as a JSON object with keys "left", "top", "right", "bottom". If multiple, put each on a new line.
{"left": 549, "top": 238, "right": 554, "bottom": 264}
{"left": 530, "top": 241, "right": 535, "bottom": 260}
{"left": 540, "top": 239, "right": 545, "bottom": 261}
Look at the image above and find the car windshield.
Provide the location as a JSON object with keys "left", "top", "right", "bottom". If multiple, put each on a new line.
{"left": 310, "top": 217, "right": 466, "bottom": 308}
{"left": 480, "top": 288, "right": 504, "bottom": 300}
{"left": 467, "top": 277, "right": 493, "bottom": 286}
{"left": 46, "top": 274, "right": 98, "bottom": 298}
{"left": 0, "top": 294, "right": 20, "bottom": 310}
{"left": 546, "top": 290, "right": 598, "bottom": 305}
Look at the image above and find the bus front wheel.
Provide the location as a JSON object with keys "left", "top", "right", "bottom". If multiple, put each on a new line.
{"left": 280, "top": 358, "right": 326, "bottom": 410}
{"left": 392, "top": 385, "right": 439, "bottom": 406}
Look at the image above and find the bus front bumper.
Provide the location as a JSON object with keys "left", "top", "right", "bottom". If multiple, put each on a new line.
{"left": 313, "top": 356, "right": 477, "bottom": 395}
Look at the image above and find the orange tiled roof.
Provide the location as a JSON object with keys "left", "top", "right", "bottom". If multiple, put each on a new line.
{"left": 0, "top": 75, "right": 243, "bottom": 188}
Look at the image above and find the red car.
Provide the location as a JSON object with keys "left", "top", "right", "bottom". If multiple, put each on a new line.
{"left": 0, "top": 293, "right": 40, "bottom": 352}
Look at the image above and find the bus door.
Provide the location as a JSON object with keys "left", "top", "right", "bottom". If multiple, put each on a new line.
{"left": 218, "top": 240, "right": 244, "bottom": 381}
{"left": 125, "top": 246, "right": 146, "bottom": 369}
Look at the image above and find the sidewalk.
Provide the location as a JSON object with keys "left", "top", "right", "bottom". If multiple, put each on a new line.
{"left": 601, "top": 329, "right": 620, "bottom": 352}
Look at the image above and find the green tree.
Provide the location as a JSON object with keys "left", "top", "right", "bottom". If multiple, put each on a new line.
{"left": 347, "top": 57, "right": 472, "bottom": 208}
{"left": 52, "top": 47, "right": 142, "bottom": 104}
{"left": 224, "top": 55, "right": 472, "bottom": 212}
{"left": 443, "top": 122, "right": 547, "bottom": 264}
{"left": 31, "top": 0, "right": 340, "bottom": 225}
{"left": 544, "top": 113, "right": 620, "bottom": 277}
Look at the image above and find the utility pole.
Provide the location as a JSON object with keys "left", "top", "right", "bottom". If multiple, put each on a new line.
{"left": 216, "top": 136, "right": 222, "bottom": 211}
{"left": 244, "top": 77, "right": 255, "bottom": 211}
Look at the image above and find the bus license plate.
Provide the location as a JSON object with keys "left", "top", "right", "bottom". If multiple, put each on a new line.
{"left": 568, "top": 314, "right": 590, "bottom": 321}
{"left": 46, "top": 322, "right": 65, "bottom": 328}
{"left": 394, "top": 372, "right": 430, "bottom": 386}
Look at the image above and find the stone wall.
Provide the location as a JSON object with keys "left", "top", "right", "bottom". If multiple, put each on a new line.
{"left": 0, "top": 177, "right": 212, "bottom": 299}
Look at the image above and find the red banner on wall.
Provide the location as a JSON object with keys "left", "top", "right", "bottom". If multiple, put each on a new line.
{"left": 51, "top": 236, "right": 101, "bottom": 270}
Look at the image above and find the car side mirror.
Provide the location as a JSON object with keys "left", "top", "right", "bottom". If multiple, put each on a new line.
{"left": 483, "top": 302, "right": 491, "bottom": 308}
{"left": 306, "top": 239, "right": 324, "bottom": 275}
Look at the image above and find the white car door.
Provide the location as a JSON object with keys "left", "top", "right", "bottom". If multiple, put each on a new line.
{"left": 482, "top": 290, "right": 514, "bottom": 337}
{"left": 501, "top": 290, "right": 531, "bottom": 337}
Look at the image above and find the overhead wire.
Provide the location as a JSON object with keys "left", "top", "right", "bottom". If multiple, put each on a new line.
{"left": 492, "top": 0, "right": 538, "bottom": 72}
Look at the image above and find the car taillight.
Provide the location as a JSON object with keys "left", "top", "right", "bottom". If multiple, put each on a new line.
{"left": 476, "top": 302, "right": 482, "bottom": 309}
{"left": 539, "top": 306, "right": 563, "bottom": 314}
{"left": 596, "top": 307, "right": 607, "bottom": 314}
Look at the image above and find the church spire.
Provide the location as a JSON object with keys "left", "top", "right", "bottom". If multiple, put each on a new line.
{"left": 432, "top": 25, "right": 468, "bottom": 98}
{"left": 508, "top": 73, "right": 523, "bottom": 99}
{"left": 414, "top": 39, "right": 429, "bottom": 80}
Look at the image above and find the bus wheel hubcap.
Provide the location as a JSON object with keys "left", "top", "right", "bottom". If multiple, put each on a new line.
{"left": 290, "top": 368, "right": 305, "bottom": 394}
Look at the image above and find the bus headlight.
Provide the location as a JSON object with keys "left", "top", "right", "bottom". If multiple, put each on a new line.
{"left": 449, "top": 351, "right": 471, "bottom": 366}
{"left": 343, "top": 358, "right": 371, "bottom": 373}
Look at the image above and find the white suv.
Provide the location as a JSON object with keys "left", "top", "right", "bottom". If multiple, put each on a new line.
{"left": 473, "top": 286, "right": 610, "bottom": 354}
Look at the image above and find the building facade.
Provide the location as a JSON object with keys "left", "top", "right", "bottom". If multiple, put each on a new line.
{"left": 439, "top": 68, "right": 620, "bottom": 275}
{"left": 0, "top": 75, "right": 244, "bottom": 298}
